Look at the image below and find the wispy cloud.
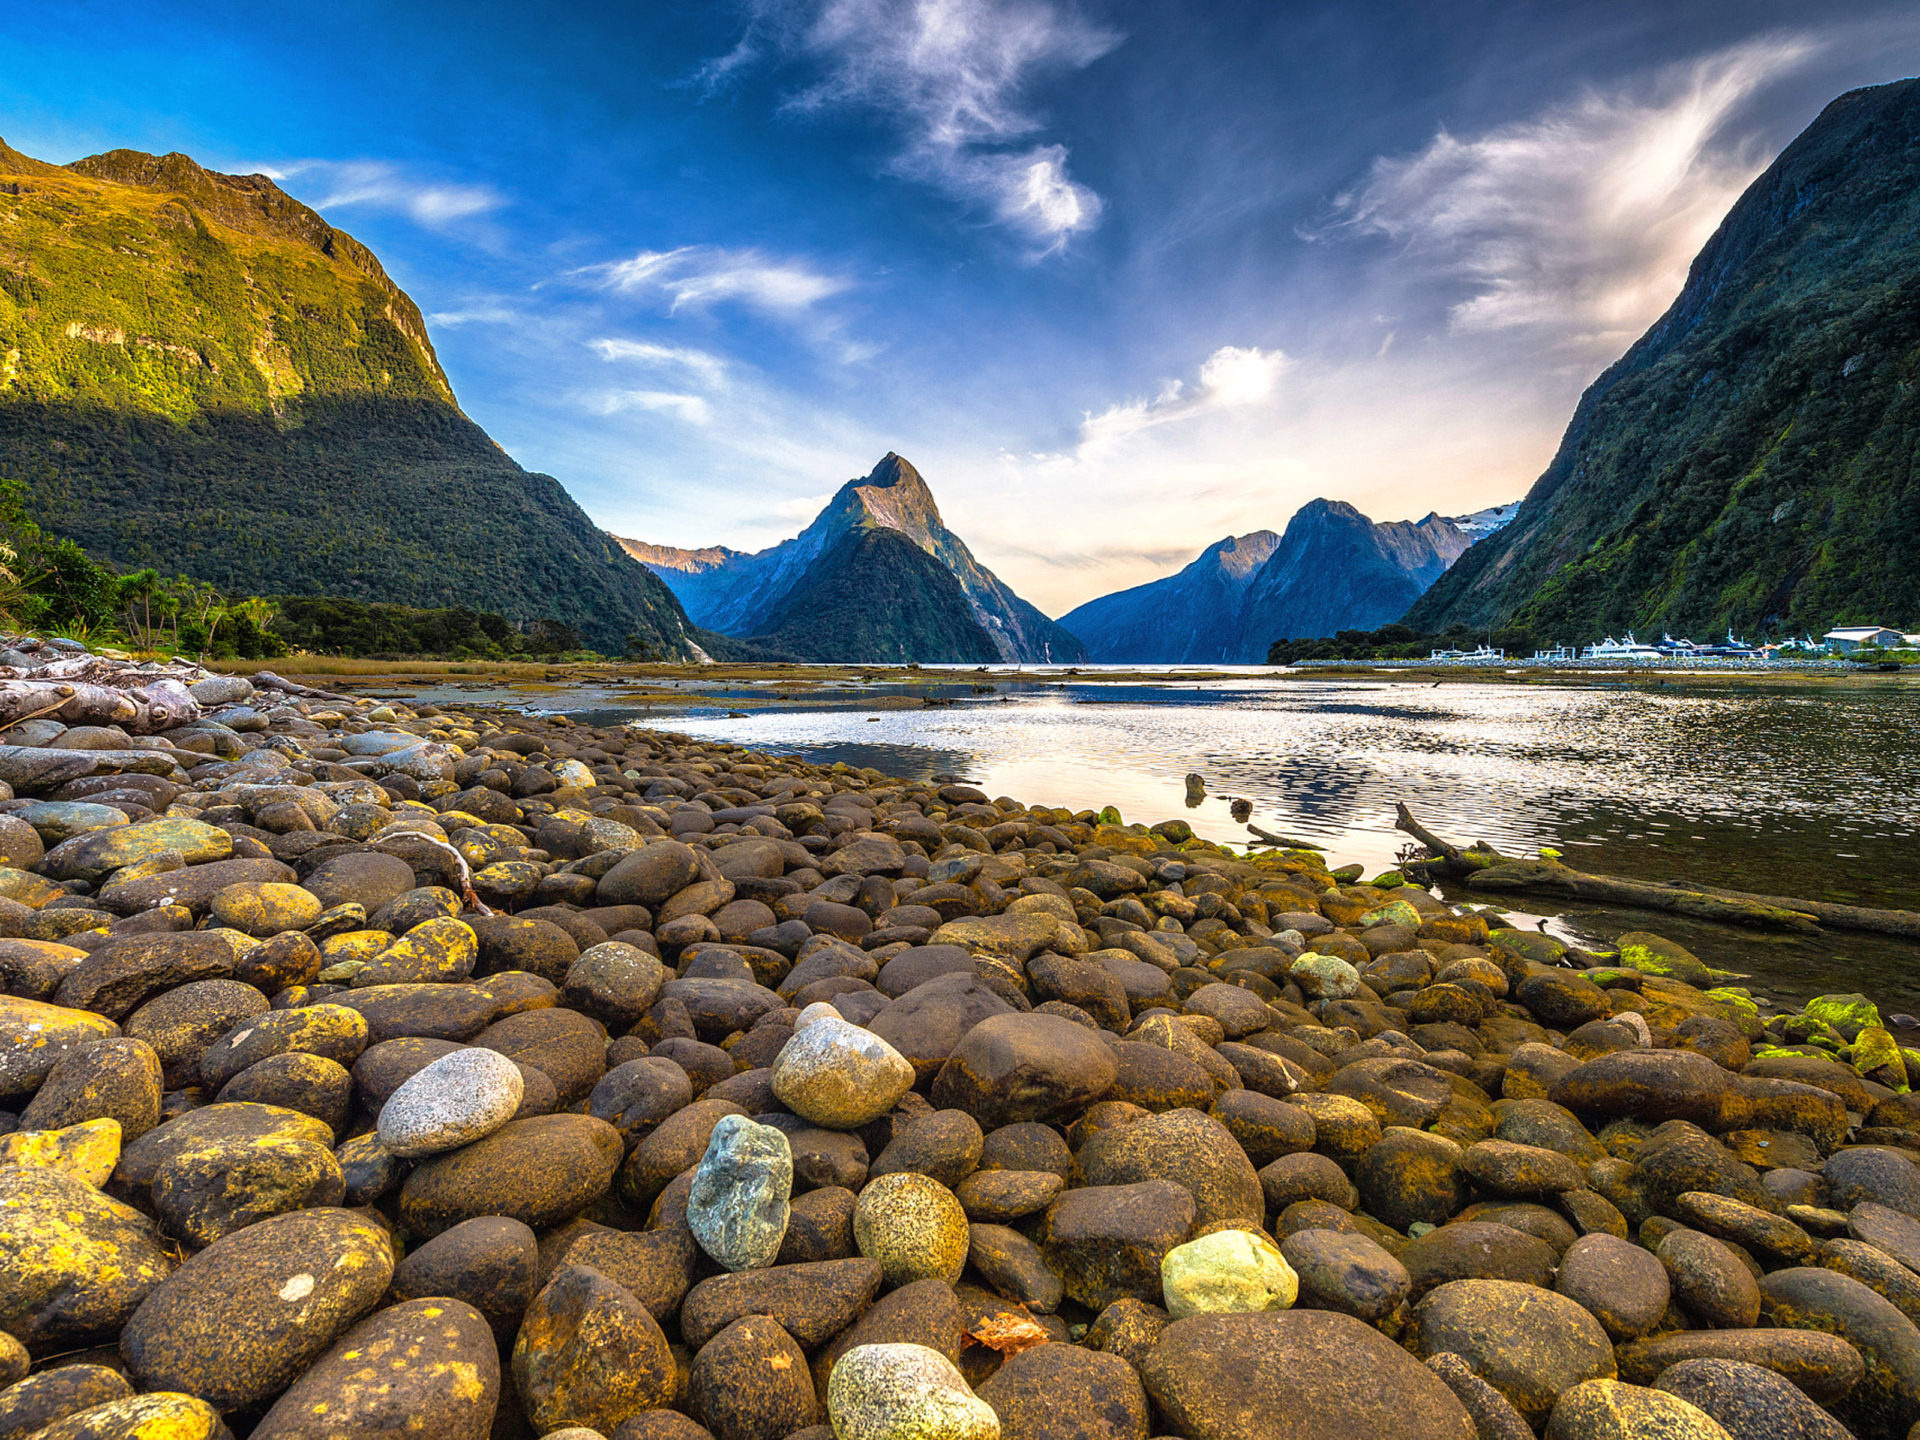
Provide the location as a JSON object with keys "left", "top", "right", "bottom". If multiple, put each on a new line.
{"left": 427, "top": 304, "right": 523, "bottom": 328}
{"left": 774, "top": 491, "right": 833, "bottom": 520}
{"left": 705, "top": 0, "right": 1119, "bottom": 251}
{"left": 262, "top": 159, "right": 504, "bottom": 229}
{"left": 1325, "top": 35, "right": 1817, "bottom": 354}
{"left": 578, "top": 245, "right": 850, "bottom": 317}
{"left": 1080, "top": 345, "right": 1288, "bottom": 451}
{"left": 590, "top": 337, "right": 729, "bottom": 386}
{"left": 594, "top": 389, "right": 713, "bottom": 425}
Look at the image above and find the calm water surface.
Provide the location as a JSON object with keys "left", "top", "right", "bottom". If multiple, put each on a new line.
{"left": 391, "top": 672, "right": 1920, "bottom": 1007}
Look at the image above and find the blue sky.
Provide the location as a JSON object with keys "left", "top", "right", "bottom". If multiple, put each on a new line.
{"left": 8, "top": 1, "right": 1920, "bottom": 612}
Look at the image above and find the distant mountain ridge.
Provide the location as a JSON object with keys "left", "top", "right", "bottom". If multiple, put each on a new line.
{"left": 627, "top": 454, "right": 1088, "bottom": 663}
{"left": 1409, "top": 77, "right": 1920, "bottom": 639}
{"left": 0, "top": 137, "right": 699, "bottom": 657}
{"left": 1060, "top": 498, "right": 1501, "bottom": 662}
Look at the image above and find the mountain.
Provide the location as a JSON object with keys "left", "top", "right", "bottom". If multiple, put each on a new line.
{"left": 1059, "top": 499, "right": 1489, "bottom": 662}
{"left": 751, "top": 528, "right": 1001, "bottom": 663}
{"left": 1057, "top": 531, "right": 1279, "bottom": 662}
{"left": 1408, "top": 78, "right": 1920, "bottom": 641}
{"left": 626, "top": 453, "right": 1087, "bottom": 663}
{"left": 616, "top": 539, "right": 741, "bottom": 575}
{"left": 0, "top": 139, "right": 699, "bottom": 657}
{"left": 1241, "top": 501, "right": 1475, "bottom": 649}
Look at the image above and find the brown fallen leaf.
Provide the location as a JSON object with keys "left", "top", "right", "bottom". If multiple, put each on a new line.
{"left": 967, "top": 1307, "right": 1051, "bottom": 1356}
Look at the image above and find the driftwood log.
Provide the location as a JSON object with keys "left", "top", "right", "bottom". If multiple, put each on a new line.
{"left": 1395, "top": 802, "right": 1920, "bottom": 941}
{"left": 1245, "top": 824, "right": 1326, "bottom": 850}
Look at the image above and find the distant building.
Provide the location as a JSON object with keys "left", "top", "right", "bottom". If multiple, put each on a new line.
{"left": 1823, "top": 626, "right": 1906, "bottom": 651}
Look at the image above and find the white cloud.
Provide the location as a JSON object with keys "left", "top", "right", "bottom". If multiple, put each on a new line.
{"left": 590, "top": 337, "right": 728, "bottom": 386}
{"left": 1328, "top": 35, "right": 1817, "bottom": 354}
{"left": 581, "top": 245, "right": 850, "bottom": 317}
{"left": 427, "top": 304, "right": 522, "bottom": 328}
{"left": 774, "top": 491, "right": 834, "bottom": 520}
{"left": 264, "top": 159, "right": 503, "bottom": 230}
{"left": 596, "top": 389, "right": 713, "bottom": 425}
{"left": 1080, "top": 345, "right": 1288, "bottom": 451}
{"left": 710, "top": 0, "right": 1118, "bottom": 250}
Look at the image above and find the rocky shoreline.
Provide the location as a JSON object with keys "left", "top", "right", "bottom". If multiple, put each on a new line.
{"left": 1, "top": 640, "right": 1918, "bottom": 1440}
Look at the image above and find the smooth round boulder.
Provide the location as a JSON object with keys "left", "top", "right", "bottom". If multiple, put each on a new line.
{"left": 688, "top": 1314, "right": 818, "bottom": 1440}
{"left": 854, "top": 1172, "right": 970, "bottom": 1287}
{"left": 1654, "top": 1357, "right": 1853, "bottom": 1440}
{"left": 1076, "top": 1107, "right": 1263, "bottom": 1230}
{"left": 0, "top": 1363, "right": 134, "bottom": 1437}
{"left": 303, "top": 852, "right": 417, "bottom": 915}
{"left": 252, "top": 1297, "right": 500, "bottom": 1440}
{"left": 771, "top": 1017, "right": 915, "bottom": 1130}
{"left": 511, "top": 1263, "right": 676, "bottom": 1435}
{"left": 210, "top": 882, "right": 324, "bottom": 938}
{"left": 1544, "top": 1380, "right": 1731, "bottom": 1440}
{"left": 1141, "top": 1310, "right": 1476, "bottom": 1440}
{"left": 119, "top": 1207, "right": 395, "bottom": 1413}
{"left": 931, "top": 1013, "right": 1117, "bottom": 1126}
{"left": 377, "top": 1045, "right": 525, "bottom": 1158}
{"left": 22, "top": 1393, "right": 231, "bottom": 1440}
{"left": 1279, "top": 1229, "right": 1411, "bottom": 1322}
{"left": 976, "top": 1342, "right": 1149, "bottom": 1440}
{"left": 389, "top": 1215, "right": 540, "bottom": 1346}
{"left": 400, "top": 1113, "right": 623, "bottom": 1235}
{"left": 0, "top": 1165, "right": 174, "bottom": 1351}
{"left": 1162, "top": 1229, "right": 1298, "bottom": 1319}
{"left": 1555, "top": 1233, "right": 1672, "bottom": 1340}
{"left": 1413, "top": 1279, "right": 1617, "bottom": 1426}
{"left": 826, "top": 1343, "right": 999, "bottom": 1440}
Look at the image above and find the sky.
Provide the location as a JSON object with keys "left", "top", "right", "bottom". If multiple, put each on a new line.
{"left": 7, "top": 1, "right": 1920, "bottom": 614}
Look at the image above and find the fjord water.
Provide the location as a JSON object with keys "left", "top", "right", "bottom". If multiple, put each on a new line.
{"left": 627, "top": 673, "right": 1920, "bottom": 1008}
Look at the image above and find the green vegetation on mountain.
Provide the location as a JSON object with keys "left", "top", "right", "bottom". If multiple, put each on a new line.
{"left": 269, "top": 597, "right": 608, "bottom": 660}
{"left": 1408, "top": 78, "right": 1920, "bottom": 642}
{"left": 749, "top": 526, "right": 1001, "bottom": 663}
{"left": 0, "top": 139, "right": 696, "bottom": 657}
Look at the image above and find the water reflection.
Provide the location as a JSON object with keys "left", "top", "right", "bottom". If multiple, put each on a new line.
{"left": 388, "top": 672, "right": 1920, "bottom": 1005}
{"left": 642, "top": 678, "right": 1919, "bottom": 1004}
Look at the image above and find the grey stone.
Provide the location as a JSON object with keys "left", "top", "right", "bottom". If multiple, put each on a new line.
{"left": 687, "top": 1114, "right": 793, "bottom": 1272}
{"left": 377, "top": 1046, "right": 524, "bottom": 1158}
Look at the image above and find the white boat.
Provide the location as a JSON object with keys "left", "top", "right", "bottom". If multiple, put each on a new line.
{"left": 1581, "top": 632, "right": 1666, "bottom": 660}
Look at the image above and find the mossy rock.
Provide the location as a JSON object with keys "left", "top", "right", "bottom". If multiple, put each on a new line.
{"left": 120, "top": 1206, "right": 395, "bottom": 1413}
{"left": 1614, "top": 932, "right": 1713, "bottom": 987}
{"left": 0, "top": 1165, "right": 174, "bottom": 1352}
{"left": 1805, "top": 993, "right": 1882, "bottom": 1042}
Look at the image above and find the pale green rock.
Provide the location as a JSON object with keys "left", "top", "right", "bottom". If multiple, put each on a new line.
{"left": 1097, "top": 806, "right": 1123, "bottom": 826}
{"left": 1289, "top": 954, "right": 1360, "bottom": 1001}
{"left": 1358, "top": 898, "right": 1423, "bottom": 930}
{"left": 1806, "top": 993, "right": 1881, "bottom": 1041}
{"left": 828, "top": 1343, "right": 999, "bottom": 1440}
{"left": 686, "top": 1114, "right": 792, "bottom": 1272}
{"left": 13, "top": 801, "right": 129, "bottom": 843}
{"left": 1161, "top": 1228, "right": 1298, "bottom": 1319}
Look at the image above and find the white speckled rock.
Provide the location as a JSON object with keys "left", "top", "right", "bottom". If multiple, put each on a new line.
{"left": 377, "top": 1047, "right": 524, "bottom": 1158}
{"left": 771, "top": 1016, "right": 914, "bottom": 1129}
{"left": 828, "top": 1343, "right": 999, "bottom": 1440}
{"left": 1162, "top": 1227, "right": 1298, "bottom": 1318}
{"left": 687, "top": 1113, "right": 792, "bottom": 1272}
